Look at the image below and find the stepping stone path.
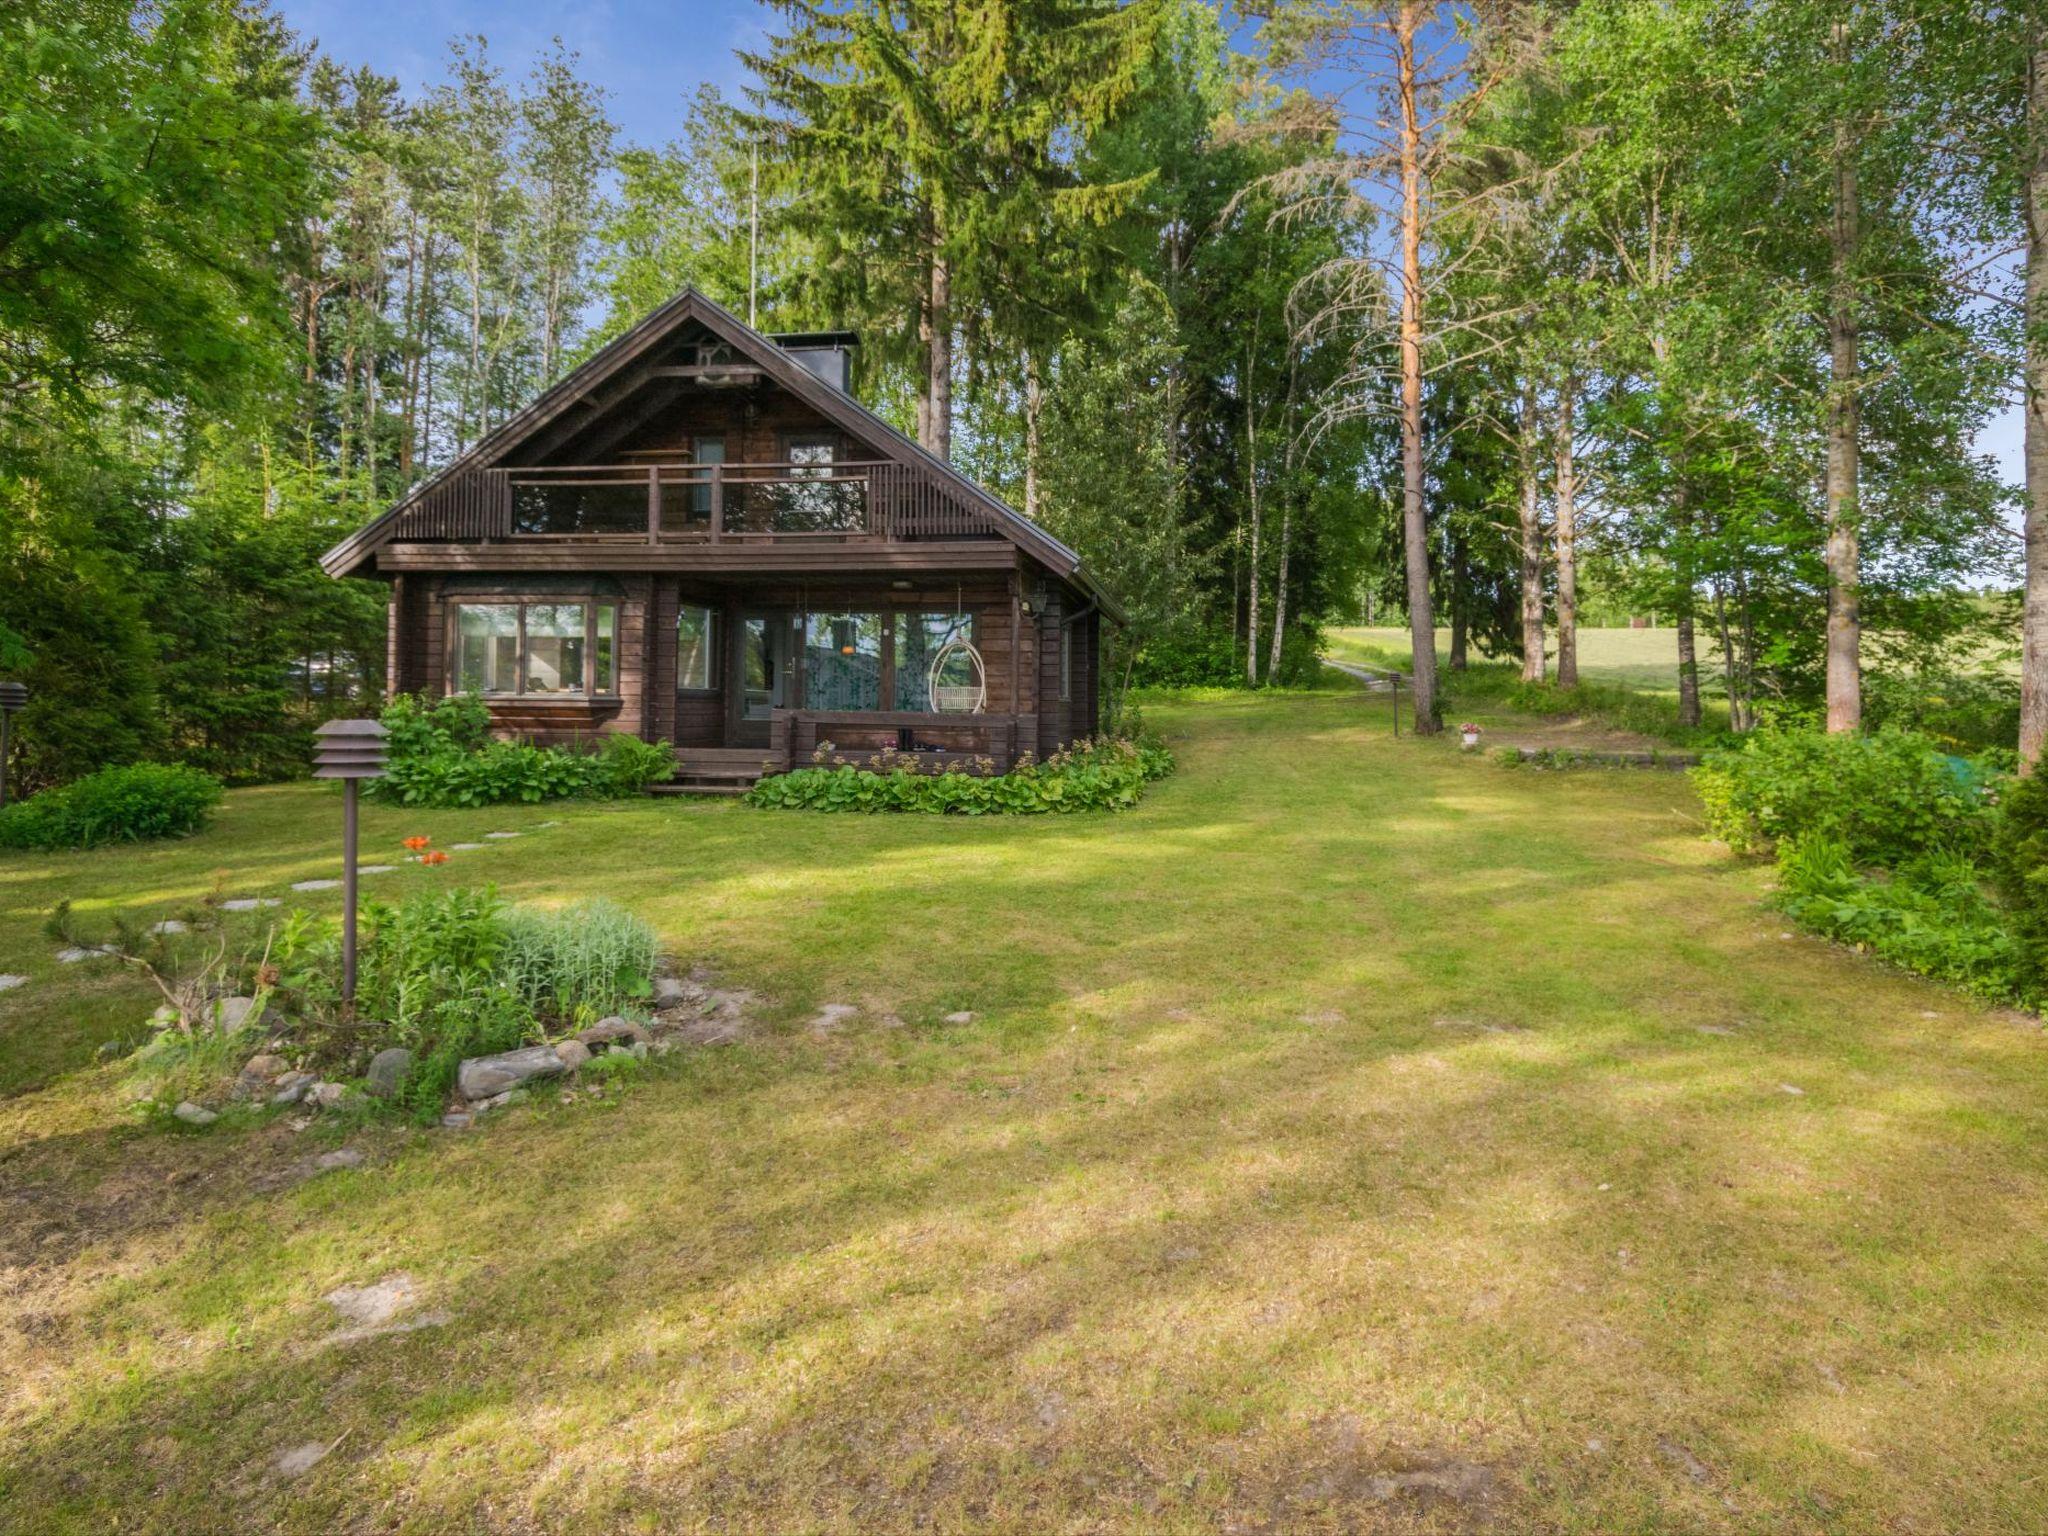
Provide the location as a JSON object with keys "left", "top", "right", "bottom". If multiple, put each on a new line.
{"left": 273, "top": 1437, "right": 342, "bottom": 1479}
{"left": 147, "top": 919, "right": 188, "bottom": 935}
{"left": 220, "top": 898, "right": 281, "bottom": 912}
{"left": 320, "top": 1272, "right": 450, "bottom": 1347}
{"left": 484, "top": 831, "right": 520, "bottom": 840}
{"left": 55, "top": 946, "right": 111, "bottom": 963}
{"left": 290, "top": 879, "right": 340, "bottom": 892}
{"left": 359, "top": 864, "right": 396, "bottom": 875}
{"left": 811, "top": 1002, "right": 859, "bottom": 1033}
{"left": 449, "top": 842, "right": 486, "bottom": 851}
{"left": 0, "top": 975, "right": 25, "bottom": 992}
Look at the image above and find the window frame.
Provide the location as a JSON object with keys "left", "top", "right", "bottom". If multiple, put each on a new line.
{"left": 446, "top": 596, "right": 620, "bottom": 700}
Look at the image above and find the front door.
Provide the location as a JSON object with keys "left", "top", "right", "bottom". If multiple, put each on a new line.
{"left": 731, "top": 610, "right": 793, "bottom": 748}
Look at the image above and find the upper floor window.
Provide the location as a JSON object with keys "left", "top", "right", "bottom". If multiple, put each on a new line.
{"left": 453, "top": 600, "right": 616, "bottom": 697}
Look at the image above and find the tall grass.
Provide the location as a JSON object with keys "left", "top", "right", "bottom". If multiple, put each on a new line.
{"left": 499, "top": 899, "right": 657, "bottom": 1022}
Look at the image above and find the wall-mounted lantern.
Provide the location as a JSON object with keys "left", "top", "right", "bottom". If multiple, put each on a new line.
{"left": 0, "top": 682, "right": 27, "bottom": 811}
{"left": 312, "top": 719, "right": 389, "bottom": 1008}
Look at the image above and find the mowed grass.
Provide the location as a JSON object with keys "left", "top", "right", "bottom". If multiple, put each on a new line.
{"left": 1328, "top": 625, "right": 1685, "bottom": 693}
{"left": 4, "top": 686, "right": 2048, "bottom": 1532}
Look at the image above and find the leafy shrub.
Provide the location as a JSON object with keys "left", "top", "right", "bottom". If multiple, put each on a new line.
{"left": 0, "top": 762, "right": 224, "bottom": 850}
{"left": 500, "top": 898, "right": 657, "bottom": 1020}
{"left": 1132, "top": 624, "right": 1325, "bottom": 689}
{"left": 1775, "top": 835, "right": 2027, "bottom": 1006}
{"left": 748, "top": 736, "right": 1174, "bottom": 815}
{"left": 592, "top": 731, "right": 678, "bottom": 795}
{"left": 1693, "top": 727, "right": 1995, "bottom": 864}
{"left": 380, "top": 691, "right": 492, "bottom": 760}
{"left": 1994, "top": 768, "right": 2048, "bottom": 1000}
{"left": 1866, "top": 669, "right": 2021, "bottom": 754}
{"left": 267, "top": 885, "right": 657, "bottom": 1125}
{"left": 368, "top": 690, "right": 672, "bottom": 808}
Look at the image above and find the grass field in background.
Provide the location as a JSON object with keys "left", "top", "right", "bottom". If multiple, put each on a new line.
{"left": 1328, "top": 625, "right": 1684, "bottom": 693}
{"left": 3, "top": 685, "right": 2046, "bottom": 1532}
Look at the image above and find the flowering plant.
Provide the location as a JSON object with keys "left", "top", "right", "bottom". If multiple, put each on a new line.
{"left": 403, "top": 835, "right": 432, "bottom": 851}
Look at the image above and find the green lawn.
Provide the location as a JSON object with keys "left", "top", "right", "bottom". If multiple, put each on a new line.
{"left": 1328, "top": 625, "right": 1686, "bottom": 693}
{"left": 4, "top": 684, "right": 2048, "bottom": 1532}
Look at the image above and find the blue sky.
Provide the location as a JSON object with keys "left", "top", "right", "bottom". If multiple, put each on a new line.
{"left": 279, "top": 0, "right": 2025, "bottom": 490}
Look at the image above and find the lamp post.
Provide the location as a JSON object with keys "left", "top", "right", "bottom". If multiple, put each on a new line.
{"left": 311, "top": 719, "right": 388, "bottom": 1009}
{"left": 0, "top": 682, "right": 26, "bottom": 810}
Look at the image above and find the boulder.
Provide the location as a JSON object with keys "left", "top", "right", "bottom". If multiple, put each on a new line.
{"left": 651, "top": 975, "right": 695, "bottom": 1008}
{"left": 440, "top": 1111, "right": 474, "bottom": 1130}
{"left": 242, "top": 1052, "right": 287, "bottom": 1082}
{"left": 456, "top": 1045, "right": 566, "bottom": 1101}
{"left": 173, "top": 1101, "right": 217, "bottom": 1126}
{"left": 552, "top": 1039, "right": 591, "bottom": 1072}
{"left": 365, "top": 1047, "right": 412, "bottom": 1099}
{"left": 943, "top": 1010, "right": 977, "bottom": 1025}
{"left": 307, "top": 1081, "right": 347, "bottom": 1109}
{"left": 577, "top": 1017, "right": 649, "bottom": 1051}
{"left": 210, "top": 996, "right": 260, "bottom": 1033}
{"left": 271, "top": 1072, "right": 315, "bottom": 1106}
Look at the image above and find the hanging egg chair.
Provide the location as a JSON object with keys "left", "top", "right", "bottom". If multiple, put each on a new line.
{"left": 928, "top": 636, "right": 988, "bottom": 714}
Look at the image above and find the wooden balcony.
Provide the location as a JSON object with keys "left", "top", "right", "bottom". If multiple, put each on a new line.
{"left": 386, "top": 460, "right": 1004, "bottom": 547}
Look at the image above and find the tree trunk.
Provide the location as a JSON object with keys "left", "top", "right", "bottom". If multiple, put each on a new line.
{"left": 1268, "top": 352, "right": 1301, "bottom": 683}
{"left": 1518, "top": 374, "right": 1545, "bottom": 683}
{"left": 1824, "top": 18, "right": 1863, "bottom": 734}
{"left": 2023, "top": 20, "right": 2048, "bottom": 770}
{"left": 1395, "top": 0, "right": 1441, "bottom": 733}
{"left": 1024, "top": 352, "right": 1043, "bottom": 520}
{"left": 1449, "top": 532, "right": 1469, "bottom": 671}
{"left": 1244, "top": 336, "right": 1262, "bottom": 687}
{"left": 927, "top": 250, "right": 953, "bottom": 461}
{"left": 1554, "top": 375, "right": 1580, "bottom": 689}
{"left": 1675, "top": 482, "right": 1702, "bottom": 729}
{"left": 1268, "top": 493, "right": 1292, "bottom": 683}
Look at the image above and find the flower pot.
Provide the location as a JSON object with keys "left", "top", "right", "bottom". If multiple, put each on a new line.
{"left": 1460, "top": 730, "right": 1481, "bottom": 750}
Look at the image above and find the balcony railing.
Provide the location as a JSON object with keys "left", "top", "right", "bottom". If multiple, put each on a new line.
{"left": 390, "top": 460, "right": 1003, "bottom": 544}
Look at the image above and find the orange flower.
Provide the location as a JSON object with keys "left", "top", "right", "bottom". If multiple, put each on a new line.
{"left": 402, "top": 835, "right": 432, "bottom": 852}
{"left": 420, "top": 850, "right": 449, "bottom": 866}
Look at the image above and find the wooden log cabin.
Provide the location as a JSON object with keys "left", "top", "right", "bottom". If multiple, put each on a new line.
{"left": 321, "top": 289, "right": 1118, "bottom": 793}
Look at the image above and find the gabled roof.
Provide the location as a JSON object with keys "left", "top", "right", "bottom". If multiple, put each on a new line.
{"left": 320, "top": 289, "right": 1120, "bottom": 621}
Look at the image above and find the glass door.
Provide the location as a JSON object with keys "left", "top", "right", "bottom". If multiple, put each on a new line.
{"left": 732, "top": 611, "right": 792, "bottom": 746}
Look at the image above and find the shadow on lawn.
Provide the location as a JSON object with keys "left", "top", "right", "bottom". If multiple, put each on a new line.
{"left": 4, "top": 688, "right": 2044, "bottom": 1530}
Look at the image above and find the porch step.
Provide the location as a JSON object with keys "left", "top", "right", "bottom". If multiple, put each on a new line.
{"left": 654, "top": 746, "right": 777, "bottom": 798}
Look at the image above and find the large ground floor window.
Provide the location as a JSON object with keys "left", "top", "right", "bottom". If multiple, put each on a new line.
{"left": 453, "top": 600, "right": 617, "bottom": 696}
{"left": 894, "top": 612, "right": 976, "bottom": 711}
{"left": 803, "top": 612, "right": 884, "bottom": 710}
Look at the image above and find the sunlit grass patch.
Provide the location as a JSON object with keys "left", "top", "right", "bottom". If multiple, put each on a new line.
{"left": 1, "top": 685, "right": 2046, "bottom": 1531}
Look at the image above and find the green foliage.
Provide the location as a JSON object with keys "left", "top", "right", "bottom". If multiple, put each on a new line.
{"left": 1993, "top": 770, "right": 2048, "bottom": 1002}
{"left": 748, "top": 737, "right": 1174, "bottom": 815}
{"left": 1775, "top": 836, "right": 2027, "bottom": 1008}
{"left": 370, "top": 693, "right": 673, "bottom": 807}
{"left": 270, "top": 884, "right": 656, "bottom": 1125}
{"left": 499, "top": 899, "right": 657, "bottom": 1020}
{"left": 1693, "top": 728, "right": 1994, "bottom": 864}
{"left": 0, "top": 763, "right": 224, "bottom": 850}
{"left": 124, "top": 1018, "right": 263, "bottom": 1117}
